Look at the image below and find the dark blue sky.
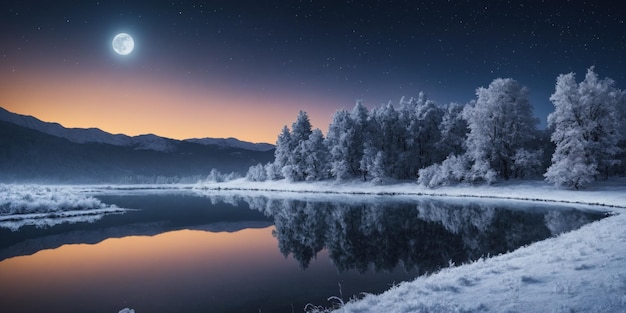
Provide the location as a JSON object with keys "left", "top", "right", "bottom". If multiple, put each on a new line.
{"left": 1, "top": 1, "right": 624, "bottom": 140}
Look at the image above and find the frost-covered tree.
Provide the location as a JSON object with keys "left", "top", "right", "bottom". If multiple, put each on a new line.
{"left": 326, "top": 109, "right": 356, "bottom": 180}
{"left": 325, "top": 101, "right": 370, "bottom": 180}
{"left": 437, "top": 102, "right": 468, "bottom": 157}
{"left": 463, "top": 78, "right": 539, "bottom": 182}
{"left": 397, "top": 93, "right": 444, "bottom": 179}
{"left": 246, "top": 163, "right": 267, "bottom": 182}
{"left": 284, "top": 111, "right": 313, "bottom": 181}
{"left": 350, "top": 101, "right": 369, "bottom": 177}
{"left": 618, "top": 96, "right": 626, "bottom": 173}
{"left": 302, "top": 129, "right": 330, "bottom": 181}
{"left": 512, "top": 148, "right": 544, "bottom": 178}
{"left": 545, "top": 67, "right": 625, "bottom": 188}
{"left": 412, "top": 96, "right": 444, "bottom": 172}
{"left": 376, "top": 102, "right": 404, "bottom": 178}
{"left": 273, "top": 126, "right": 292, "bottom": 176}
{"left": 359, "top": 110, "right": 383, "bottom": 181}
{"left": 290, "top": 111, "right": 313, "bottom": 145}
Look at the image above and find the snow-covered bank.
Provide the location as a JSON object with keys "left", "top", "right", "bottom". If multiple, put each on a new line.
{"left": 194, "top": 177, "right": 626, "bottom": 208}
{"left": 0, "top": 185, "right": 126, "bottom": 230}
{"left": 319, "top": 207, "right": 626, "bottom": 313}
{"left": 193, "top": 178, "right": 626, "bottom": 312}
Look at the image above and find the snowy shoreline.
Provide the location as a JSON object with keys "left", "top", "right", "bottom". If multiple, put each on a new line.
{"left": 0, "top": 185, "right": 127, "bottom": 230}
{"left": 3, "top": 180, "right": 625, "bottom": 311}
{"left": 192, "top": 177, "right": 626, "bottom": 312}
{"left": 193, "top": 177, "right": 626, "bottom": 209}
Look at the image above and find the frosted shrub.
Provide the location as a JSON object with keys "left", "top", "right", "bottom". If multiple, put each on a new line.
{"left": 246, "top": 163, "right": 267, "bottom": 182}
{"left": 204, "top": 169, "right": 241, "bottom": 183}
{"left": 264, "top": 162, "right": 283, "bottom": 180}
{"left": 0, "top": 185, "right": 117, "bottom": 215}
{"left": 418, "top": 154, "right": 467, "bottom": 187}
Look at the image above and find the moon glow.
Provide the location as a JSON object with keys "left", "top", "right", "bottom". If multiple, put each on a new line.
{"left": 112, "top": 33, "right": 134, "bottom": 55}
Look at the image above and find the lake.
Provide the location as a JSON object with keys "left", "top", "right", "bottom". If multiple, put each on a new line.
{"left": 0, "top": 189, "right": 608, "bottom": 313}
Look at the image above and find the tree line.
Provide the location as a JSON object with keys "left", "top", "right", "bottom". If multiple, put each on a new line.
{"left": 246, "top": 67, "right": 626, "bottom": 189}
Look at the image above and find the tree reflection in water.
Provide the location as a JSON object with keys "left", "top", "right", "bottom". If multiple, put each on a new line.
{"left": 201, "top": 192, "right": 604, "bottom": 275}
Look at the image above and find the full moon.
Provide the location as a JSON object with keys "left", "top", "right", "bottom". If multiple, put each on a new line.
{"left": 112, "top": 33, "right": 134, "bottom": 55}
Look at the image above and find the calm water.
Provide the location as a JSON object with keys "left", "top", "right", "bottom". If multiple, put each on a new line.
{"left": 0, "top": 190, "right": 608, "bottom": 313}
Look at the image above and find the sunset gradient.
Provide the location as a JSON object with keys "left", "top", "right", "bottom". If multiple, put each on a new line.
{"left": 1, "top": 1, "right": 624, "bottom": 143}
{"left": 1, "top": 63, "right": 341, "bottom": 143}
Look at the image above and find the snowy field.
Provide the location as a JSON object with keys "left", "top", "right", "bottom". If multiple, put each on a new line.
{"left": 194, "top": 178, "right": 626, "bottom": 312}
{"left": 0, "top": 184, "right": 126, "bottom": 231}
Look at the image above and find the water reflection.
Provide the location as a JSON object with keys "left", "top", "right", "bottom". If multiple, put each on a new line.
{"left": 201, "top": 193, "right": 604, "bottom": 274}
{"left": 0, "top": 191, "right": 608, "bottom": 313}
{"left": 0, "top": 192, "right": 272, "bottom": 262}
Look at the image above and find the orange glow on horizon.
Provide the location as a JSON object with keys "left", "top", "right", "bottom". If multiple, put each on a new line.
{"left": 1, "top": 67, "right": 338, "bottom": 143}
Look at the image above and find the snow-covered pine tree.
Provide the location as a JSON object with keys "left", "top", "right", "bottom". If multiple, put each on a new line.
{"left": 463, "top": 78, "right": 538, "bottom": 183}
{"left": 272, "top": 126, "right": 291, "bottom": 179}
{"left": 376, "top": 102, "right": 403, "bottom": 178}
{"left": 286, "top": 111, "right": 313, "bottom": 181}
{"left": 545, "top": 67, "right": 624, "bottom": 188}
{"left": 326, "top": 109, "right": 355, "bottom": 180}
{"left": 302, "top": 129, "right": 330, "bottom": 181}
{"left": 350, "top": 101, "right": 369, "bottom": 177}
{"left": 413, "top": 96, "right": 444, "bottom": 174}
{"left": 437, "top": 102, "right": 468, "bottom": 158}
{"left": 392, "top": 92, "right": 445, "bottom": 179}
{"left": 360, "top": 108, "right": 383, "bottom": 181}
{"left": 325, "top": 101, "right": 370, "bottom": 180}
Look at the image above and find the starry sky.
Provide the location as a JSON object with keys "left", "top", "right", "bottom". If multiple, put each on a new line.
{"left": 1, "top": 1, "right": 624, "bottom": 143}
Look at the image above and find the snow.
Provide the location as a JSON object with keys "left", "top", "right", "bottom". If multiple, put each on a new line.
{"left": 185, "top": 137, "right": 275, "bottom": 151}
{"left": 324, "top": 208, "right": 626, "bottom": 313}
{"left": 130, "top": 134, "right": 175, "bottom": 152}
{"left": 3, "top": 178, "right": 624, "bottom": 312}
{"left": 193, "top": 178, "right": 626, "bottom": 312}
{"left": 0, "top": 184, "right": 126, "bottom": 231}
{"left": 193, "top": 177, "right": 626, "bottom": 208}
{"left": 118, "top": 309, "right": 135, "bottom": 313}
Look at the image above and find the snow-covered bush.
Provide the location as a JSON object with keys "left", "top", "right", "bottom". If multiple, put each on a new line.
{"left": 264, "top": 162, "right": 283, "bottom": 180}
{"left": 0, "top": 185, "right": 113, "bottom": 215}
{"left": 0, "top": 184, "right": 126, "bottom": 230}
{"left": 418, "top": 154, "right": 468, "bottom": 187}
{"left": 204, "top": 169, "right": 241, "bottom": 183}
{"left": 246, "top": 163, "right": 267, "bottom": 182}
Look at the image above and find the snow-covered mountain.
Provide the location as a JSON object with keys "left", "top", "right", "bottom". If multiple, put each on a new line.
{"left": 0, "top": 107, "right": 274, "bottom": 152}
{"left": 185, "top": 137, "right": 274, "bottom": 152}
{"left": 0, "top": 106, "right": 275, "bottom": 183}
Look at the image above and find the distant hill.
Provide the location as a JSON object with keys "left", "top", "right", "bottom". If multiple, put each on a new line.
{"left": 0, "top": 107, "right": 275, "bottom": 152}
{"left": 0, "top": 107, "right": 275, "bottom": 183}
{"left": 184, "top": 137, "right": 274, "bottom": 152}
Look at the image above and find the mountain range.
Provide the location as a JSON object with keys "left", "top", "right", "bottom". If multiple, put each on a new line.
{"left": 0, "top": 107, "right": 275, "bottom": 183}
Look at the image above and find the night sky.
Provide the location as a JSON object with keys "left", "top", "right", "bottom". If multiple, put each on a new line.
{"left": 1, "top": 1, "right": 624, "bottom": 143}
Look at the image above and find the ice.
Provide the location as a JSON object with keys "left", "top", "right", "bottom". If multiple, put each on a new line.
{"left": 0, "top": 184, "right": 126, "bottom": 230}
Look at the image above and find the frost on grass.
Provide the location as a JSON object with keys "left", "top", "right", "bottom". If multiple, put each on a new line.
{"left": 0, "top": 184, "right": 126, "bottom": 230}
